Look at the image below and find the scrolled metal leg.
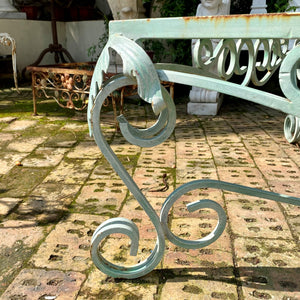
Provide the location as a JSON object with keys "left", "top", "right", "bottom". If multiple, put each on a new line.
{"left": 89, "top": 75, "right": 167, "bottom": 279}
{"left": 161, "top": 179, "right": 300, "bottom": 250}
{"left": 284, "top": 115, "right": 300, "bottom": 144}
{"left": 160, "top": 180, "right": 227, "bottom": 250}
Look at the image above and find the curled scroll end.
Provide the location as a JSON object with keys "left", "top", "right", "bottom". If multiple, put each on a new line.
{"left": 284, "top": 115, "right": 300, "bottom": 144}
{"left": 151, "top": 95, "right": 167, "bottom": 115}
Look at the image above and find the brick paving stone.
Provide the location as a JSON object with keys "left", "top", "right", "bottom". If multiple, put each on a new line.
{"left": 241, "top": 275, "right": 300, "bottom": 300}
{"left": 0, "top": 167, "right": 50, "bottom": 198}
{"left": 175, "top": 140, "right": 212, "bottom": 160}
{"left": 0, "top": 197, "right": 21, "bottom": 216}
{"left": 1, "top": 268, "right": 86, "bottom": 300}
{"left": 138, "top": 139, "right": 175, "bottom": 169}
{"left": 99, "top": 237, "right": 158, "bottom": 269}
{"left": 6, "top": 136, "right": 47, "bottom": 153}
{"left": 74, "top": 181, "right": 127, "bottom": 215}
{"left": 89, "top": 162, "right": 124, "bottom": 181}
{"left": 1, "top": 94, "right": 300, "bottom": 299}
{"left": 235, "top": 238, "right": 300, "bottom": 299}
{"left": 160, "top": 277, "right": 238, "bottom": 300}
{"left": 3, "top": 119, "right": 37, "bottom": 131}
{"left": 133, "top": 167, "right": 175, "bottom": 198}
{"left": 287, "top": 214, "right": 300, "bottom": 241}
{"left": 78, "top": 266, "right": 159, "bottom": 300}
{"left": 22, "top": 147, "right": 68, "bottom": 167}
{"left": 43, "top": 159, "right": 97, "bottom": 184}
{"left": 0, "top": 132, "right": 19, "bottom": 146}
{"left": 206, "top": 133, "right": 242, "bottom": 145}
{"left": 171, "top": 189, "right": 224, "bottom": 218}
{"left": 17, "top": 183, "right": 81, "bottom": 222}
{"left": 61, "top": 122, "right": 89, "bottom": 131}
{"left": 31, "top": 213, "right": 107, "bottom": 272}
{"left": 211, "top": 143, "right": 255, "bottom": 167}
{"left": 120, "top": 195, "right": 163, "bottom": 225}
{"left": 163, "top": 228, "right": 233, "bottom": 270}
{"left": 43, "top": 132, "right": 77, "bottom": 148}
{"left": 0, "top": 116, "right": 17, "bottom": 124}
{"left": 0, "top": 220, "right": 46, "bottom": 294}
{"left": 225, "top": 194, "right": 293, "bottom": 239}
{"left": 281, "top": 144, "right": 300, "bottom": 165}
{"left": 243, "top": 138, "right": 288, "bottom": 158}
{"left": 119, "top": 196, "right": 165, "bottom": 236}
{"left": 176, "top": 164, "right": 218, "bottom": 184}
{"left": 268, "top": 180, "right": 300, "bottom": 221}
{"left": 175, "top": 127, "right": 204, "bottom": 140}
{"left": 0, "top": 152, "right": 29, "bottom": 174}
{"left": 234, "top": 237, "right": 300, "bottom": 269}
{"left": 110, "top": 142, "right": 141, "bottom": 156}
{"left": 254, "top": 157, "right": 300, "bottom": 181}
{"left": 66, "top": 141, "right": 103, "bottom": 160}
{"left": 268, "top": 180, "right": 300, "bottom": 197}
{"left": 217, "top": 166, "right": 268, "bottom": 190}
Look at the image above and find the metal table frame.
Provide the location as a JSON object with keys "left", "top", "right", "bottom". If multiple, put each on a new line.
{"left": 88, "top": 13, "right": 300, "bottom": 279}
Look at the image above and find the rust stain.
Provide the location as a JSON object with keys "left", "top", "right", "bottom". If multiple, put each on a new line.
{"left": 183, "top": 12, "right": 299, "bottom": 23}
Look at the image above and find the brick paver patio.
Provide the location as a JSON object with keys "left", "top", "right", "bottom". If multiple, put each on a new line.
{"left": 0, "top": 87, "right": 299, "bottom": 299}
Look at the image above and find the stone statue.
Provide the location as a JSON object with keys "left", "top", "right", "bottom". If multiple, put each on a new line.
{"left": 107, "top": 0, "right": 146, "bottom": 20}
{"left": 188, "top": 0, "right": 231, "bottom": 116}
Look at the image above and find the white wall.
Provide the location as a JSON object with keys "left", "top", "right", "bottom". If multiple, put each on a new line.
{"left": 66, "top": 20, "right": 106, "bottom": 62}
{"left": 0, "top": 19, "right": 105, "bottom": 73}
{"left": 0, "top": 20, "right": 65, "bottom": 72}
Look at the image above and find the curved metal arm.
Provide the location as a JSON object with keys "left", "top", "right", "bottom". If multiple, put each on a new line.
{"left": 117, "top": 85, "right": 176, "bottom": 147}
{"left": 160, "top": 179, "right": 300, "bottom": 249}
{"left": 88, "top": 34, "right": 166, "bottom": 135}
{"left": 90, "top": 75, "right": 166, "bottom": 278}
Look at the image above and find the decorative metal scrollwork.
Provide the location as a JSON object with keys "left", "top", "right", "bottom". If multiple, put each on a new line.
{"left": 32, "top": 69, "right": 91, "bottom": 111}
{"left": 88, "top": 32, "right": 300, "bottom": 279}
{"left": 193, "top": 38, "right": 289, "bottom": 87}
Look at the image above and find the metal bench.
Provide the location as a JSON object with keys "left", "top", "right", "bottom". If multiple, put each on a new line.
{"left": 87, "top": 13, "right": 300, "bottom": 279}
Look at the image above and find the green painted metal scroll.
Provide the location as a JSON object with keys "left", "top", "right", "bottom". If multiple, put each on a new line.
{"left": 88, "top": 14, "right": 300, "bottom": 279}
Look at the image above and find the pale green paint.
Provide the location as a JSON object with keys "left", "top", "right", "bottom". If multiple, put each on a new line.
{"left": 89, "top": 13, "right": 300, "bottom": 279}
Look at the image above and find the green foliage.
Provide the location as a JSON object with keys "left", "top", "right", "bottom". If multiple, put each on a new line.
{"left": 267, "top": 0, "right": 296, "bottom": 12}
{"left": 88, "top": 16, "right": 109, "bottom": 61}
{"left": 155, "top": 0, "right": 199, "bottom": 17}
{"left": 230, "top": 0, "right": 251, "bottom": 14}
{"left": 149, "top": 0, "right": 199, "bottom": 65}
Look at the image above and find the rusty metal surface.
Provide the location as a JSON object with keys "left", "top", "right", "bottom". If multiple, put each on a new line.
{"left": 27, "top": 63, "right": 95, "bottom": 114}
{"left": 110, "top": 13, "right": 300, "bottom": 41}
